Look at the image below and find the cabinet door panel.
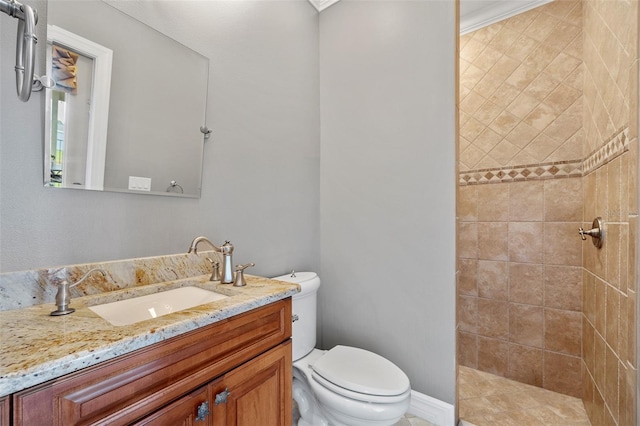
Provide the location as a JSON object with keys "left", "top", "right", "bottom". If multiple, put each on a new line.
{"left": 0, "top": 396, "right": 8, "bottom": 426}
{"left": 133, "top": 384, "right": 214, "bottom": 426}
{"left": 213, "top": 340, "right": 292, "bottom": 426}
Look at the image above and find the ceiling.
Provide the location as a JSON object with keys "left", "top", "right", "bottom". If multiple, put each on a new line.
{"left": 308, "top": 0, "right": 553, "bottom": 34}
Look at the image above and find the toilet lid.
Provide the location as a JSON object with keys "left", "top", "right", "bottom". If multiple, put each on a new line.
{"left": 310, "top": 346, "right": 410, "bottom": 397}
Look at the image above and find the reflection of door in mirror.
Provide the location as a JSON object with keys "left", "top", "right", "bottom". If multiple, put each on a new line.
{"left": 44, "top": 25, "right": 113, "bottom": 191}
{"left": 47, "top": 45, "right": 93, "bottom": 188}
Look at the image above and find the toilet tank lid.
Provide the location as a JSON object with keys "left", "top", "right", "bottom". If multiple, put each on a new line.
{"left": 271, "top": 272, "right": 320, "bottom": 295}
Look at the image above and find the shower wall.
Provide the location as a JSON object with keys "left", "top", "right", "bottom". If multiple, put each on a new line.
{"left": 581, "top": 0, "right": 638, "bottom": 424}
{"left": 457, "top": 0, "right": 639, "bottom": 422}
{"left": 457, "top": 0, "right": 586, "bottom": 396}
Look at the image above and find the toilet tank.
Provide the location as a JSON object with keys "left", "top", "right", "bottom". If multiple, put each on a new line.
{"left": 271, "top": 272, "right": 320, "bottom": 361}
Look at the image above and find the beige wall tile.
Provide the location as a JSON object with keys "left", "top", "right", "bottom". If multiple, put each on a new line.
{"left": 479, "top": 222, "right": 509, "bottom": 261}
{"left": 583, "top": 316, "right": 596, "bottom": 374}
{"left": 458, "top": 331, "right": 478, "bottom": 368}
{"left": 628, "top": 140, "right": 638, "bottom": 215}
{"left": 459, "top": 295, "right": 479, "bottom": 333}
{"left": 605, "top": 286, "right": 620, "bottom": 353}
{"left": 476, "top": 100, "right": 504, "bottom": 126}
{"left": 477, "top": 184, "right": 509, "bottom": 221}
{"left": 478, "top": 260, "right": 509, "bottom": 300}
{"left": 628, "top": 219, "right": 637, "bottom": 305}
{"left": 595, "top": 277, "right": 607, "bottom": 335}
{"left": 509, "top": 222, "right": 544, "bottom": 263}
{"left": 584, "top": 171, "right": 597, "bottom": 222}
{"left": 593, "top": 383, "right": 606, "bottom": 426}
{"left": 459, "top": 258, "right": 478, "bottom": 296}
{"left": 478, "top": 298, "right": 509, "bottom": 339}
{"left": 543, "top": 222, "right": 583, "bottom": 266}
{"left": 489, "top": 110, "right": 520, "bottom": 137}
{"left": 509, "top": 304, "right": 544, "bottom": 347}
{"left": 458, "top": 185, "right": 478, "bottom": 222}
{"left": 594, "top": 332, "right": 606, "bottom": 395}
{"left": 544, "top": 265, "right": 582, "bottom": 311}
{"left": 509, "top": 180, "right": 544, "bottom": 221}
{"left": 509, "top": 262, "right": 544, "bottom": 305}
{"left": 618, "top": 293, "right": 628, "bottom": 366}
{"left": 523, "top": 133, "right": 561, "bottom": 161}
{"left": 546, "top": 84, "right": 582, "bottom": 113}
{"left": 478, "top": 336, "right": 509, "bottom": 377}
{"left": 604, "top": 345, "right": 619, "bottom": 421}
{"left": 605, "top": 223, "right": 621, "bottom": 288}
{"left": 583, "top": 271, "right": 596, "bottom": 324}
{"left": 489, "top": 83, "right": 521, "bottom": 109}
{"left": 544, "top": 308, "right": 582, "bottom": 356}
{"left": 508, "top": 344, "right": 543, "bottom": 386}
{"left": 585, "top": 167, "right": 608, "bottom": 218}
{"left": 506, "top": 121, "right": 540, "bottom": 148}
{"left": 606, "top": 156, "right": 622, "bottom": 221}
{"left": 627, "top": 290, "right": 636, "bottom": 368}
{"left": 583, "top": 372, "right": 595, "bottom": 422}
{"left": 544, "top": 177, "right": 583, "bottom": 222}
{"left": 459, "top": 222, "right": 478, "bottom": 259}
{"left": 543, "top": 351, "right": 582, "bottom": 397}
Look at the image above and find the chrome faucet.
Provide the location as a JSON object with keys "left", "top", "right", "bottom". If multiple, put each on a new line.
{"left": 50, "top": 268, "right": 107, "bottom": 316}
{"left": 188, "top": 236, "right": 235, "bottom": 284}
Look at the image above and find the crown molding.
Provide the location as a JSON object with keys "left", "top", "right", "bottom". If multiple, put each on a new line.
{"left": 460, "top": 0, "right": 553, "bottom": 35}
{"left": 307, "top": 0, "right": 340, "bottom": 12}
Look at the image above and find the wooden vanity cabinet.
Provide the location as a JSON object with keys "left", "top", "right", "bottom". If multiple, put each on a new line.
{"left": 12, "top": 299, "right": 292, "bottom": 426}
{"left": 136, "top": 342, "right": 291, "bottom": 426}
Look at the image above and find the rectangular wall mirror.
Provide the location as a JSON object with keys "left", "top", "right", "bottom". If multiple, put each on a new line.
{"left": 44, "top": 0, "right": 209, "bottom": 198}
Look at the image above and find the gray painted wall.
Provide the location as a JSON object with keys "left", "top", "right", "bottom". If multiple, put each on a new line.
{"left": 0, "top": 0, "right": 320, "bottom": 276}
{"left": 318, "top": 1, "right": 457, "bottom": 403}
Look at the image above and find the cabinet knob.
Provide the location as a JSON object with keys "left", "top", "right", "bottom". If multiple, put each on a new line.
{"left": 215, "top": 388, "right": 232, "bottom": 405}
{"left": 195, "top": 400, "right": 210, "bottom": 421}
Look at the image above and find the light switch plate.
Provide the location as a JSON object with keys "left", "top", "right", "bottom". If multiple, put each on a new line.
{"left": 128, "top": 176, "right": 151, "bottom": 191}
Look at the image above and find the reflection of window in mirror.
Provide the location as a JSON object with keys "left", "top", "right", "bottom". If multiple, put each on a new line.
{"left": 49, "top": 91, "right": 65, "bottom": 187}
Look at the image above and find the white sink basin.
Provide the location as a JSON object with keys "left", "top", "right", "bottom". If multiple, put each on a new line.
{"left": 89, "top": 286, "right": 228, "bottom": 326}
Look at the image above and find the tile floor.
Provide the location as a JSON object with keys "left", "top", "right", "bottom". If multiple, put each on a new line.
{"left": 458, "top": 366, "right": 591, "bottom": 425}
{"left": 294, "top": 366, "right": 591, "bottom": 425}
{"left": 394, "top": 414, "right": 436, "bottom": 426}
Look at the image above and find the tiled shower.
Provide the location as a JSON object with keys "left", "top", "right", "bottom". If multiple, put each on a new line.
{"left": 456, "top": 0, "right": 638, "bottom": 424}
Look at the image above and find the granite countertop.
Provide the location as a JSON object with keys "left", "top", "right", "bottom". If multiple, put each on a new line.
{"left": 0, "top": 275, "right": 299, "bottom": 397}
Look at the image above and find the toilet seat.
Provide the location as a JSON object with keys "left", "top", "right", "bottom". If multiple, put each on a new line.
{"left": 310, "top": 346, "right": 410, "bottom": 403}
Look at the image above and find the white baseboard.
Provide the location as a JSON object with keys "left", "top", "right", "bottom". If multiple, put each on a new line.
{"left": 407, "top": 390, "right": 455, "bottom": 426}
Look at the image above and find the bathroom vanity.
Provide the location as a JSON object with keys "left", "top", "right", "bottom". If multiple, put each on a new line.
{"left": 0, "top": 266, "right": 298, "bottom": 426}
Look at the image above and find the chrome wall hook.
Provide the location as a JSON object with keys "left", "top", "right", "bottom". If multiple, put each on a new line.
{"left": 200, "top": 125, "right": 212, "bottom": 140}
{"left": 579, "top": 217, "right": 604, "bottom": 249}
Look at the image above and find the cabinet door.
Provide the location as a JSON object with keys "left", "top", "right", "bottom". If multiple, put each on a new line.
{"left": 0, "top": 396, "right": 8, "bottom": 426}
{"left": 133, "top": 384, "right": 215, "bottom": 426}
{"left": 212, "top": 340, "right": 292, "bottom": 426}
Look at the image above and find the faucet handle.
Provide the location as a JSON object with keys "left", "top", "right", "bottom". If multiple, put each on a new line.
{"left": 206, "top": 257, "right": 221, "bottom": 281}
{"left": 233, "top": 263, "right": 255, "bottom": 287}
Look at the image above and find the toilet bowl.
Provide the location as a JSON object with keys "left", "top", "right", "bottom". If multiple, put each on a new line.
{"left": 272, "top": 272, "right": 411, "bottom": 426}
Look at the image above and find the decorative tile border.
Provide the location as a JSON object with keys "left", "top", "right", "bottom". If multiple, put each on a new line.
{"left": 459, "top": 160, "right": 583, "bottom": 185}
{"left": 582, "top": 127, "right": 629, "bottom": 175}
{"left": 459, "top": 127, "right": 629, "bottom": 185}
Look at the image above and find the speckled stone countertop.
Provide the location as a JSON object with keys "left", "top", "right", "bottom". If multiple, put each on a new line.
{"left": 0, "top": 275, "right": 299, "bottom": 397}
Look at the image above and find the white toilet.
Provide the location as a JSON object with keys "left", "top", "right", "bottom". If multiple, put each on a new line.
{"left": 273, "top": 272, "right": 411, "bottom": 426}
